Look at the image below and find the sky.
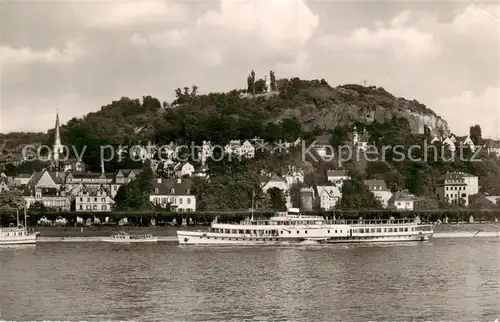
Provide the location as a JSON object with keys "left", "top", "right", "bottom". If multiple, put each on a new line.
{"left": 0, "top": 0, "right": 499, "bottom": 137}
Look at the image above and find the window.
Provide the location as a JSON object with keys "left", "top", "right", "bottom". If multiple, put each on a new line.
{"left": 79, "top": 205, "right": 83, "bottom": 210}
{"left": 80, "top": 198, "right": 83, "bottom": 201}
{"left": 155, "top": 188, "right": 159, "bottom": 194}
{"left": 187, "top": 198, "right": 191, "bottom": 204}
{"left": 179, "top": 198, "right": 183, "bottom": 204}
{"left": 101, "top": 198, "right": 106, "bottom": 202}
{"left": 94, "top": 198, "right": 97, "bottom": 202}
{"left": 102, "top": 205, "right": 106, "bottom": 210}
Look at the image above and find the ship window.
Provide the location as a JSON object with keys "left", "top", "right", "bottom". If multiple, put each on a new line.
{"left": 281, "top": 231, "right": 283, "bottom": 234}
{"left": 360, "top": 228, "right": 364, "bottom": 233}
{"left": 377, "top": 228, "right": 381, "bottom": 232}
{"left": 328, "top": 230, "right": 330, "bottom": 233}
{"left": 371, "top": 228, "right": 375, "bottom": 233}
{"left": 245, "top": 230, "right": 251, "bottom": 234}
{"left": 296, "top": 230, "right": 299, "bottom": 234}
{"left": 399, "top": 228, "right": 404, "bottom": 232}
{"left": 404, "top": 228, "right": 408, "bottom": 232}
{"left": 305, "top": 230, "right": 308, "bottom": 234}
{"left": 289, "top": 231, "right": 291, "bottom": 234}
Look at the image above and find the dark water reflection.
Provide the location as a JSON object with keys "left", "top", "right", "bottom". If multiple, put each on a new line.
{"left": 1, "top": 240, "right": 499, "bottom": 321}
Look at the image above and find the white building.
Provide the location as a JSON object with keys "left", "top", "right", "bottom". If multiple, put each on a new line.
{"left": 435, "top": 172, "right": 469, "bottom": 206}
{"left": 75, "top": 186, "right": 115, "bottom": 212}
{"left": 363, "top": 180, "right": 393, "bottom": 208}
{"left": 0, "top": 176, "right": 9, "bottom": 193}
{"left": 198, "top": 141, "right": 213, "bottom": 165}
{"left": 149, "top": 178, "right": 196, "bottom": 212}
{"left": 181, "top": 162, "right": 195, "bottom": 177}
{"left": 283, "top": 166, "right": 304, "bottom": 185}
{"left": 261, "top": 174, "right": 291, "bottom": 207}
{"left": 12, "top": 174, "right": 32, "bottom": 186}
{"left": 461, "top": 172, "right": 479, "bottom": 196}
{"left": 442, "top": 137, "right": 456, "bottom": 152}
{"left": 327, "top": 170, "right": 349, "bottom": 188}
{"left": 225, "top": 140, "right": 256, "bottom": 159}
{"left": 23, "top": 187, "right": 71, "bottom": 211}
{"left": 353, "top": 127, "right": 369, "bottom": 151}
{"left": 388, "top": 192, "right": 414, "bottom": 210}
{"left": 462, "top": 135, "right": 476, "bottom": 151}
{"left": 316, "top": 185, "right": 341, "bottom": 210}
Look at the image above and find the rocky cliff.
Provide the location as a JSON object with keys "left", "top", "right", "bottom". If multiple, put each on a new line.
{"left": 275, "top": 81, "right": 450, "bottom": 136}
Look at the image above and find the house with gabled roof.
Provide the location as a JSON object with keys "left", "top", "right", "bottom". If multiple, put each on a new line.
{"left": 149, "top": 178, "right": 196, "bottom": 211}
{"left": 23, "top": 186, "right": 71, "bottom": 211}
{"left": 13, "top": 173, "right": 32, "bottom": 186}
{"left": 363, "top": 179, "right": 392, "bottom": 208}
{"left": 29, "top": 170, "right": 64, "bottom": 190}
{"left": 327, "top": 169, "right": 349, "bottom": 187}
{"left": 261, "top": 174, "right": 292, "bottom": 207}
{"left": 462, "top": 135, "right": 475, "bottom": 151}
{"left": 388, "top": 191, "right": 414, "bottom": 210}
{"left": 316, "top": 185, "right": 341, "bottom": 210}
{"left": 75, "top": 185, "right": 114, "bottom": 212}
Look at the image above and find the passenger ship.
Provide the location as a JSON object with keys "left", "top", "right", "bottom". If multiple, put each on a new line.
{"left": 0, "top": 209, "right": 39, "bottom": 245}
{"left": 177, "top": 208, "right": 434, "bottom": 245}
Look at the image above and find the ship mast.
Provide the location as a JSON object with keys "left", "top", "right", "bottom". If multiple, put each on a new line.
{"left": 251, "top": 190, "right": 255, "bottom": 221}
{"left": 24, "top": 207, "right": 27, "bottom": 232}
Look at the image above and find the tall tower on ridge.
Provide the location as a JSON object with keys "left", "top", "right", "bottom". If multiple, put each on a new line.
{"left": 53, "top": 110, "right": 64, "bottom": 163}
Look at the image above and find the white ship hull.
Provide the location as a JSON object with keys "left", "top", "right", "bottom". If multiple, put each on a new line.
{"left": 177, "top": 209, "right": 434, "bottom": 246}
{"left": 177, "top": 230, "right": 432, "bottom": 245}
{"left": 0, "top": 233, "right": 38, "bottom": 245}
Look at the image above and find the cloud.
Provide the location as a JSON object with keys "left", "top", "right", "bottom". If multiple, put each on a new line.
{"left": 276, "top": 52, "right": 311, "bottom": 76}
{"left": 317, "top": 11, "right": 441, "bottom": 59}
{"left": 1, "top": 94, "right": 98, "bottom": 133}
{"left": 433, "top": 87, "right": 500, "bottom": 137}
{"left": 197, "top": 0, "right": 319, "bottom": 51}
{"left": 83, "top": 1, "right": 189, "bottom": 28}
{"left": 450, "top": 3, "right": 499, "bottom": 35}
{"left": 130, "top": 29, "right": 190, "bottom": 48}
{"left": 1, "top": 42, "right": 83, "bottom": 65}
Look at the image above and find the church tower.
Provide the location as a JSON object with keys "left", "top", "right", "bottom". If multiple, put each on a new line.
{"left": 53, "top": 110, "right": 64, "bottom": 163}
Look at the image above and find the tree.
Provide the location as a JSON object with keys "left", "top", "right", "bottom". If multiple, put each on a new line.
{"left": 254, "top": 78, "right": 267, "bottom": 93}
{"left": 470, "top": 124, "right": 482, "bottom": 145}
{"left": 0, "top": 189, "right": 25, "bottom": 210}
{"left": 267, "top": 187, "right": 286, "bottom": 211}
{"left": 191, "top": 85, "right": 198, "bottom": 97}
{"left": 270, "top": 70, "right": 277, "bottom": 91}
{"left": 247, "top": 74, "right": 253, "bottom": 93}
{"left": 340, "top": 178, "right": 382, "bottom": 209}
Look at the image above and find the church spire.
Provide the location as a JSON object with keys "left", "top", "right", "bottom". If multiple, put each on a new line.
{"left": 53, "top": 109, "right": 63, "bottom": 163}
{"left": 54, "top": 109, "right": 61, "bottom": 146}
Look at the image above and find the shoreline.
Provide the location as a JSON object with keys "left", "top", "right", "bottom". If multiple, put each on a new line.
{"left": 11, "top": 223, "right": 499, "bottom": 243}
{"left": 35, "top": 231, "right": 500, "bottom": 243}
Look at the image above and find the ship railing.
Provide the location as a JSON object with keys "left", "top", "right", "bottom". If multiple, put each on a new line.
{"left": 324, "top": 219, "right": 416, "bottom": 225}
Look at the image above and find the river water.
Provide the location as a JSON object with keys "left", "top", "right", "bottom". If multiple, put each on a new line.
{"left": 1, "top": 239, "right": 499, "bottom": 321}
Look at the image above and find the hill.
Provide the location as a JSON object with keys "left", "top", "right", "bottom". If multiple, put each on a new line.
{"left": 3, "top": 76, "right": 500, "bottom": 211}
